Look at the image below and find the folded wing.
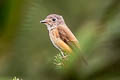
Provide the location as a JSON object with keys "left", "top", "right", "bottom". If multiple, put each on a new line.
{"left": 57, "top": 25, "right": 80, "bottom": 49}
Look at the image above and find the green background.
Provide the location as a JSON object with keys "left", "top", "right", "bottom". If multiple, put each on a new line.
{"left": 0, "top": 0, "right": 120, "bottom": 80}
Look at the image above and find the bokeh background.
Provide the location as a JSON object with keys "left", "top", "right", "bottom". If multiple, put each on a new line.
{"left": 0, "top": 0, "right": 120, "bottom": 80}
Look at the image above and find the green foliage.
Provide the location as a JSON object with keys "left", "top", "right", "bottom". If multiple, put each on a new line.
{"left": 54, "top": 54, "right": 64, "bottom": 69}
{"left": 0, "top": 0, "right": 120, "bottom": 80}
{"left": 12, "top": 77, "right": 22, "bottom": 80}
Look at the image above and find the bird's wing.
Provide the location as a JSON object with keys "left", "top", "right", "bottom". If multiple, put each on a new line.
{"left": 50, "top": 29, "right": 72, "bottom": 53}
{"left": 57, "top": 25, "right": 80, "bottom": 49}
{"left": 55, "top": 38, "right": 72, "bottom": 53}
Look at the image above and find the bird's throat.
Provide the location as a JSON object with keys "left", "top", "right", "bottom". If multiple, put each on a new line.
{"left": 47, "top": 25, "right": 56, "bottom": 31}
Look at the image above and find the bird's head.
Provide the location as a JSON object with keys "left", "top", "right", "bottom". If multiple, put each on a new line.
{"left": 40, "top": 14, "right": 65, "bottom": 30}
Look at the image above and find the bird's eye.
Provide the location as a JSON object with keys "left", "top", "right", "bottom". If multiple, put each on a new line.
{"left": 52, "top": 18, "right": 56, "bottom": 21}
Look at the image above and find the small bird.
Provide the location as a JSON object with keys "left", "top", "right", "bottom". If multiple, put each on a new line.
{"left": 40, "top": 14, "right": 80, "bottom": 57}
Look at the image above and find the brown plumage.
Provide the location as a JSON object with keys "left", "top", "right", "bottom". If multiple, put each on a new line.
{"left": 58, "top": 26, "right": 80, "bottom": 49}
{"left": 40, "top": 14, "right": 80, "bottom": 56}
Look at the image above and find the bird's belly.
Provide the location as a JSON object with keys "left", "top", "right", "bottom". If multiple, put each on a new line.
{"left": 49, "top": 31, "right": 60, "bottom": 51}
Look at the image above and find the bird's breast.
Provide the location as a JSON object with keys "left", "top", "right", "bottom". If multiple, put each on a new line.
{"left": 49, "top": 29, "right": 60, "bottom": 50}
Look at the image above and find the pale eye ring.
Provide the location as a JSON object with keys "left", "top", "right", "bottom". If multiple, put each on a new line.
{"left": 52, "top": 18, "right": 56, "bottom": 21}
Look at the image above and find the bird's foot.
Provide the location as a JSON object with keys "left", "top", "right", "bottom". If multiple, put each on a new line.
{"left": 62, "top": 55, "right": 68, "bottom": 59}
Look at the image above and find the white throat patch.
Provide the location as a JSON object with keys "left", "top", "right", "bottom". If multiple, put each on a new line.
{"left": 46, "top": 24, "right": 56, "bottom": 31}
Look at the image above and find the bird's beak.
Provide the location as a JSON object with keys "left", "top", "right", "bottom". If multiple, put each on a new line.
{"left": 40, "top": 20, "right": 47, "bottom": 23}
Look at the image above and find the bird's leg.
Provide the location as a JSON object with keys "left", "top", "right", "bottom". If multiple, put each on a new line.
{"left": 60, "top": 51, "right": 65, "bottom": 57}
{"left": 60, "top": 51, "right": 68, "bottom": 59}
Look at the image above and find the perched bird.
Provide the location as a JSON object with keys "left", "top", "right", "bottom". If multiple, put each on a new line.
{"left": 40, "top": 14, "right": 80, "bottom": 57}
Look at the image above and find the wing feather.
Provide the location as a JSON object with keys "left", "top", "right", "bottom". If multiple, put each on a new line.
{"left": 50, "top": 28, "right": 72, "bottom": 53}
{"left": 57, "top": 25, "right": 80, "bottom": 48}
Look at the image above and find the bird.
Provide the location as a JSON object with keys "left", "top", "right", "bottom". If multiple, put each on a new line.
{"left": 40, "top": 14, "right": 80, "bottom": 57}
